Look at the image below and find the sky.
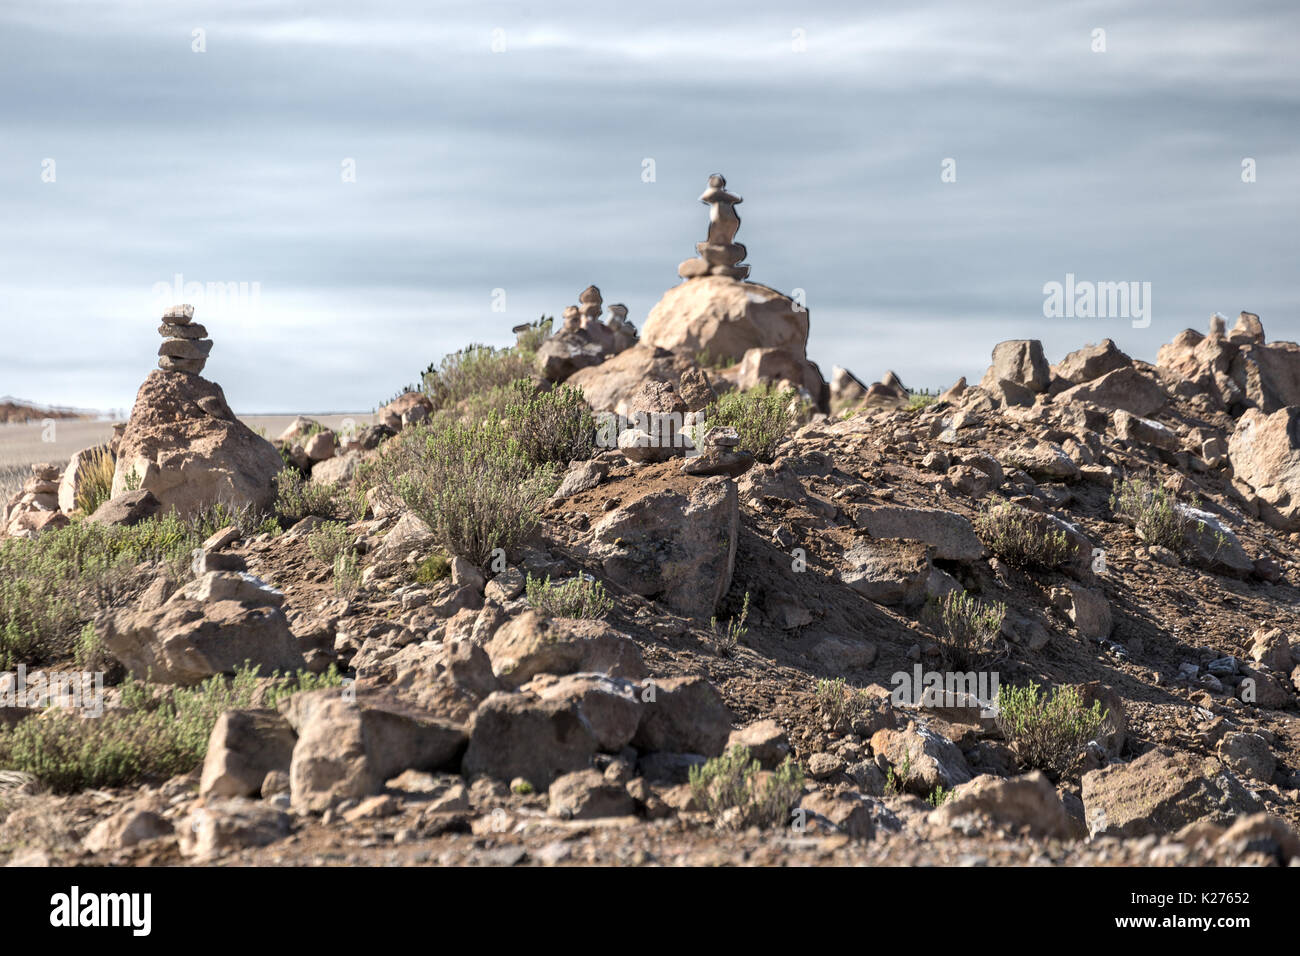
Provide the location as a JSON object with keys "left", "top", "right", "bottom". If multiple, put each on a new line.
{"left": 1, "top": 0, "right": 1297, "bottom": 413}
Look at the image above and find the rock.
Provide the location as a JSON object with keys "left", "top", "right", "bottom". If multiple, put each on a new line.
{"left": 111, "top": 370, "right": 284, "bottom": 517}
{"left": 1228, "top": 406, "right": 1300, "bottom": 531}
{"left": 1177, "top": 505, "right": 1254, "bottom": 577}
{"left": 1215, "top": 813, "right": 1300, "bottom": 864}
{"left": 535, "top": 332, "right": 606, "bottom": 382}
{"left": 310, "top": 450, "right": 360, "bottom": 486}
{"left": 200, "top": 708, "right": 297, "bottom": 799}
{"left": 799, "top": 791, "right": 875, "bottom": 841}
{"left": 83, "top": 801, "right": 173, "bottom": 854}
{"left": 807, "top": 752, "right": 844, "bottom": 779}
{"left": 527, "top": 673, "right": 643, "bottom": 752}
{"left": 928, "top": 772, "right": 1075, "bottom": 840}
{"left": 1237, "top": 665, "right": 1291, "bottom": 709}
{"left": 86, "top": 489, "right": 161, "bottom": 527}
{"left": 736, "top": 346, "right": 826, "bottom": 402}
{"left": 726, "top": 720, "right": 791, "bottom": 769}
{"left": 484, "top": 611, "right": 644, "bottom": 688}
{"left": 547, "top": 769, "right": 636, "bottom": 820}
{"left": 1057, "top": 584, "right": 1112, "bottom": 640}
{"left": 552, "top": 460, "right": 609, "bottom": 499}
{"left": 1051, "top": 339, "right": 1132, "bottom": 387}
{"left": 1229, "top": 311, "right": 1265, "bottom": 344}
{"left": 1216, "top": 732, "right": 1276, "bottom": 782}
{"left": 364, "top": 639, "right": 499, "bottom": 724}
{"left": 830, "top": 366, "right": 870, "bottom": 409}
{"left": 838, "top": 539, "right": 932, "bottom": 607}
{"left": 642, "top": 275, "right": 826, "bottom": 407}
{"left": 870, "top": 725, "right": 972, "bottom": 794}
{"left": 178, "top": 798, "right": 291, "bottom": 860}
{"left": 281, "top": 688, "right": 466, "bottom": 812}
{"left": 583, "top": 476, "right": 737, "bottom": 619}
{"left": 1249, "top": 628, "right": 1295, "bottom": 672}
{"left": 566, "top": 344, "right": 699, "bottom": 415}
{"left": 100, "top": 596, "right": 305, "bottom": 685}
{"left": 462, "top": 691, "right": 599, "bottom": 788}
{"left": 981, "top": 340, "right": 1050, "bottom": 394}
{"left": 680, "top": 447, "right": 755, "bottom": 478}
{"left": 632, "top": 675, "right": 733, "bottom": 756}
{"left": 377, "top": 391, "right": 433, "bottom": 428}
{"left": 1113, "top": 410, "right": 1178, "bottom": 451}
{"left": 302, "top": 430, "right": 336, "bottom": 462}
{"left": 1081, "top": 749, "right": 1262, "bottom": 838}
{"left": 1053, "top": 366, "right": 1168, "bottom": 417}
{"left": 484, "top": 567, "right": 526, "bottom": 604}
{"left": 369, "top": 512, "right": 435, "bottom": 564}
{"left": 852, "top": 505, "right": 985, "bottom": 561}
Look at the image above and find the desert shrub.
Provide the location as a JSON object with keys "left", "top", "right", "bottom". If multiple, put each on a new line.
{"left": 927, "top": 785, "right": 952, "bottom": 807}
{"left": 710, "top": 591, "right": 750, "bottom": 657}
{"left": 923, "top": 590, "right": 1006, "bottom": 670}
{"left": 705, "top": 384, "right": 795, "bottom": 463}
{"left": 907, "top": 392, "right": 937, "bottom": 411}
{"left": 995, "top": 683, "right": 1107, "bottom": 778}
{"left": 0, "top": 664, "right": 342, "bottom": 793}
{"left": 385, "top": 419, "right": 558, "bottom": 569}
{"left": 525, "top": 573, "right": 612, "bottom": 619}
{"left": 814, "top": 678, "right": 876, "bottom": 731}
{"left": 307, "top": 520, "right": 352, "bottom": 566}
{"left": 975, "top": 502, "right": 1074, "bottom": 570}
{"left": 421, "top": 344, "right": 536, "bottom": 413}
{"left": 1110, "top": 477, "right": 1190, "bottom": 551}
{"left": 0, "top": 464, "right": 25, "bottom": 503}
{"left": 514, "top": 316, "right": 553, "bottom": 354}
{"left": 72, "top": 447, "right": 115, "bottom": 515}
{"left": 413, "top": 553, "right": 450, "bottom": 584}
{"left": 333, "top": 551, "right": 362, "bottom": 598}
{"left": 273, "top": 468, "right": 356, "bottom": 524}
{"left": 504, "top": 380, "right": 596, "bottom": 467}
{"left": 688, "top": 746, "right": 805, "bottom": 829}
{"left": 0, "top": 513, "right": 202, "bottom": 666}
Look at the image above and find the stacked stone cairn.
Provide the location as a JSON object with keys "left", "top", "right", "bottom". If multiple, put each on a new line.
{"left": 158, "top": 304, "right": 213, "bottom": 374}
{"left": 677, "top": 174, "right": 750, "bottom": 280}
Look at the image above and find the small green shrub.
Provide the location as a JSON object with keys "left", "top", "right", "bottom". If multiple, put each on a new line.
{"left": 273, "top": 468, "right": 342, "bottom": 523}
{"left": 307, "top": 520, "right": 352, "bottom": 566}
{"left": 975, "top": 502, "right": 1074, "bottom": 570}
{"left": 421, "top": 344, "right": 536, "bottom": 413}
{"left": 414, "top": 553, "right": 450, "bottom": 584}
{"left": 333, "top": 551, "right": 362, "bottom": 598}
{"left": 514, "top": 316, "right": 553, "bottom": 354}
{"left": 1110, "top": 477, "right": 1190, "bottom": 551}
{"left": 385, "top": 419, "right": 558, "bottom": 569}
{"left": 995, "top": 683, "right": 1107, "bottom": 778}
{"left": 814, "top": 678, "right": 875, "bottom": 731}
{"left": 689, "top": 746, "right": 805, "bottom": 830}
{"left": 72, "top": 447, "right": 115, "bottom": 515}
{"left": 710, "top": 591, "right": 750, "bottom": 657}
{"left": 705, "top": 384, "right": 795, "bottom": 463}
{"left": 923, "top": 590, "right": 1006, "bottom": 670}
{"left": 504, "top": 380, "right": 596, "bottom": 467}
{"left": 0, "top": 664, "right": 342, "bottom": 793}
{"left": 525, "top": 573, "right": 613, "bottom": 619}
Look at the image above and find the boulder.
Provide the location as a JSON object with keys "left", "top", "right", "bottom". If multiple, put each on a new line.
{"left": 527, "top": 673, "right": 644, "bottom": 752}
{"left": 281, "top": 688, "right": 466, "bottom": 812}
{"left": 57, "top": 444, "right": 112, "bottom": 514}
{"left": 631, "top": 675, "right": 733, "bottom": 756}
{"left": 852, "top": 505, "right": 985, "bottom": 562}
{"left": 86, "top": 489, "right": 161, "bottom": 527}
{"left": 928, "top": 771, "right": 1075, "bottom": 840}
{"left": 566, "top": 344, "right": 699, "bottom": 415}
{"left": 736, "top": 347, "right": 826, "bottom": 405}
{"left": 583, "top": 476, "right": 738, "bottom": 619}
{"left": 643, "top": 276, "right": 809, "bottom": 365}
{"left": 1228, "top": 406, "right": 1300, "bottom": 530}
{"left": 1081, "top": 749, "right": 1262, "bottom": 838}
{"left": 200, "top": 708, "right": 298, "bottom": 799}
{"left": 981, "top": 340, "right": 1050, "bottom": 394}
{"left": 1053, "top": 366, "right": 1168, "bottom": 416}
{"left": 838, "top": 539, "right": 932, "bottom": 607}
{"left": 178, "top": 798, "right": 291, "bottom": 860}
{"left": 870, "top": 724, "right": 972, "bottom": 794}
{"left": 111, "top": 370, "right": 284, "bottom": 517}
{"left": 484, "top": 611, "right": 645, "bottom": 688}
{"left": 547, "top": 769, "right": 636, "bottom": 820}
{"left": 1051, "top": 339, "right": 1131, "bottom": 387}
{"left": 462, "top": 691, "right": 599, "bottom": 787}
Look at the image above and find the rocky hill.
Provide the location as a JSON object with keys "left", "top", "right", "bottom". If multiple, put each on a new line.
{"left": 1, "top": 178, "right": 1298, "bottom": 868}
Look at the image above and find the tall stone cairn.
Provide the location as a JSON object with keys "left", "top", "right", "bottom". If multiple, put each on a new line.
{"left": 157, "top": 304, "right": 213, "bottom": 374}
{"left": 677, "top": 174, "right": 750, "bottom": 281}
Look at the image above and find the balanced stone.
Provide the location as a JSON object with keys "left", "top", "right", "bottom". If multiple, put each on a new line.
{"left": 159, "top": 355, "right": 206, "bottom": 374}
{"left": 677, "top": 174, "right": 750, "bottom": 281}
{"left": 578, "top": 285, "right": 603, "bottom": 324}
{"left": 156, "top": 323, "right": 209, "bottom": 339}
{"left": 163, "top": 304, "right": 195, "bottom": 326}
{"left": 159, "top": 338, "right": 214, "bottom": 360}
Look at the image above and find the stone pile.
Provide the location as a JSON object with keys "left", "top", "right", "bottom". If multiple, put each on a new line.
{"left": 2, "top": 463, "right": 70, "bottom": 538}
{"left": 535, "top": 285, "right": 637, "bottom": 382}
{"left": 677, "top": 174, "right": 750, "bottom": 280}
{"left": 157, "top": 304, "right": 213, "bottom": 374}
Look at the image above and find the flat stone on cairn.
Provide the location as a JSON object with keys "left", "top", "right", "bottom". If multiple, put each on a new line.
{"left": 678, "top": 174, "right": 750, "bottom": 281}
{"left": 157, "top": 303, "right": 212, "bottom": 374}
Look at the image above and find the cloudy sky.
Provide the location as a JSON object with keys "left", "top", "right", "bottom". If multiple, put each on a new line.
{"left": 2, "top": 0, "right": 1297, "bottom": 413}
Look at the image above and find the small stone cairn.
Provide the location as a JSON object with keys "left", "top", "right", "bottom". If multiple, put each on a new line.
{"left": 677, "top": 174, "right": 750, "bottom": 280}
{"left": 157, "top": 304, "right": 213, "bottom": 374}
